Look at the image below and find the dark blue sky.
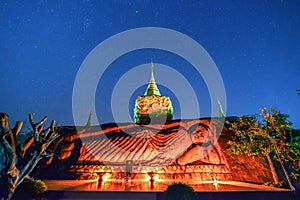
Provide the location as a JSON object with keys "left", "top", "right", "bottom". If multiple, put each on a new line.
{"left": 0, "top": 1, "right": 299, "bottom": 128}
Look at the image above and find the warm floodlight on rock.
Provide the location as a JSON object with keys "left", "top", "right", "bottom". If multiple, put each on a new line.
{"left": 147, "top": 171, "right": 155, "bottom": 182}
{"left": 153, "top": 174, "right": 159, "bottom": 182}
{"left": 102, "top": 173, "right": 110, "bottom": 182}
{"left": 213, "top": 177, "right": 219, "bottom": 190}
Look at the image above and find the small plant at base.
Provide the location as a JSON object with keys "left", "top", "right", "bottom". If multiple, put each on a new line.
{"left": 263, "top": 181, "right": 284, "bottom": 188}
{"left": 14, "top": 179, "right": 47, "bottom": 198}
{"left": 164, "top": 182, "right": 195, "bottom": 200}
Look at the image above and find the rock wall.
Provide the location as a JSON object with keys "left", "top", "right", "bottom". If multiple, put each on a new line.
{"left": 37, "top": 118, "right": 273, "bottom": 184}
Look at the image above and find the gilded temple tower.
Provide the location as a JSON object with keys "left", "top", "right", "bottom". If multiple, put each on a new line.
{"left": 134, "top": 62, "right": 174, "bottom": 124}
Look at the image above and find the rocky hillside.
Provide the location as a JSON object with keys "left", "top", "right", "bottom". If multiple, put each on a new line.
{"left": 35, "top": 118, "right": 274, "bottom": 185}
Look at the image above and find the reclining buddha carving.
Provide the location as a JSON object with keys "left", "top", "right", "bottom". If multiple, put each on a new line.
{"left": 78, "top": 119, "right": 227, "bottom": 167}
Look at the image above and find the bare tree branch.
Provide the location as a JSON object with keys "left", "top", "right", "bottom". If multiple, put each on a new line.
{"left": 29, "top": 114, "right": 48, "bottom": 142}
{"left": 0, "top": 113, "right": 59, "bottom": 200}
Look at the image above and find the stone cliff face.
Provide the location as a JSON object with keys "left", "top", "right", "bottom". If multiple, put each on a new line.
{"left": 36, "top": 118, "right": 273, "bottom": 184}
{"left": 218, "top": 128, "right": 273, "bottom": 183}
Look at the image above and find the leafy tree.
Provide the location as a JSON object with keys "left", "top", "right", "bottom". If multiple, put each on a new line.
{"left": 227, "top": 114, "right": 280, "bottom": 183}
{"left": 227, "top": 108, "right": 299, "bottom": 190}
{"left": 287, "top": 129, "right": 300, "bottom": 180}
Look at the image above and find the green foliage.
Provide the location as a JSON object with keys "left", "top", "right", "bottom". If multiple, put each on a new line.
{"left": 15, "top": 179, "right": 47, "bottom": 198}
{"left": 227, "top": 108, "right": 300, "bottom": 188}
{"left": 263, "top": 181, "right": 284, "bottom": 188}
{"left": 164, "top": 182, "right": 195, "bottom": 200}
{"left": 290, "top": 172, "right": 300, "bottom": 180}
{"left": 227, "top": 114, "right": 275, "bottom": 156}
{"left": 228, "top": 108, "right": 300, "bottom": 164}
{"left": 286, "top": 129, "right": 300, "bottom": 162}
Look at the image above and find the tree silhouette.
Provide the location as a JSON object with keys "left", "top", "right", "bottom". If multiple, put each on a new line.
{"left": 0, "top": 113, "right": 59, "bottom": 200}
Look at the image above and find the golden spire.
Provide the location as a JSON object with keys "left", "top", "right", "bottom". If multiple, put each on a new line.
{"left": 144, "top": 61, "right": 161, "bottom": 96}
{"left": 150, "top": 61, "right": 155, "bottom": 84}
{"left": 84, "top": 107, "right": 93, "bottom": 127}
{"left": 217, "top": 99, "right": 226, "bottom": 118}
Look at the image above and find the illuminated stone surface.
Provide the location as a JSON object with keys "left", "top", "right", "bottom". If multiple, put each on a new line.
{"left": 78, "top": 120, "right": 224, "bottom": 165}
{"left": 39, "top": 118, "right": 273, "bottom": 184}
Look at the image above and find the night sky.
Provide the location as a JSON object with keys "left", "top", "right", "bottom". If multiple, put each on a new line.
{"left": 0, "top": 1, "right": 299, "bottom": 129}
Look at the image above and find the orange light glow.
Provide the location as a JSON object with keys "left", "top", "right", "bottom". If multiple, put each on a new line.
{"left": 153, "top": 174, "right": 159, "bottom": 182}
{"left": 102, "top": 173, "right": 110, "bottom": 182}
{"left": 145, "top": 176, "right": 151, "bottom": 182}
{"left": 213, "top": 177, "right": 219, "bottom": 190}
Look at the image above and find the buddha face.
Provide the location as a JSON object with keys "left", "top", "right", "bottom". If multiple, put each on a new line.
{"left": 191, "top": 126, "right": 208, "bottom": 144}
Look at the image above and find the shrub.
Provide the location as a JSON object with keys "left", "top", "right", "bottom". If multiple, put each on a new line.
{"left": 164, "top": 182, "right": 195, "bottom": 200}
{"left": 14, "top": 179, "right": 47, "bottom": 198}
{"left": 263, "top": 181, "right": 284, "bottom": 188}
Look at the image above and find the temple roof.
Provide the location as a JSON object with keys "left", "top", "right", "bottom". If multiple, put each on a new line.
{"left": 144, "top": 62, "right": 161, "bottom": 96}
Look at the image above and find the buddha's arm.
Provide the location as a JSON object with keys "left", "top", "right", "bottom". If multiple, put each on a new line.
{"left": 177, "top": 145, "right": 201, "bottom": 165}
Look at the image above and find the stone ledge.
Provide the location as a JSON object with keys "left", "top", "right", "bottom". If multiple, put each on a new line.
{"left": 70, "top": 164, "right": 230, "bottom": 174}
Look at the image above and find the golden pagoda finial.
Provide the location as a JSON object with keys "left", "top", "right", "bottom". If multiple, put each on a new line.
{"left": 144, "top": 61, "right": 161, "bottom": 96}
{"left": 150, "top": 60, "right": 155, "bottom": 83}
{"left": 150, "top": 59, "right": 154, "bottom": 69}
